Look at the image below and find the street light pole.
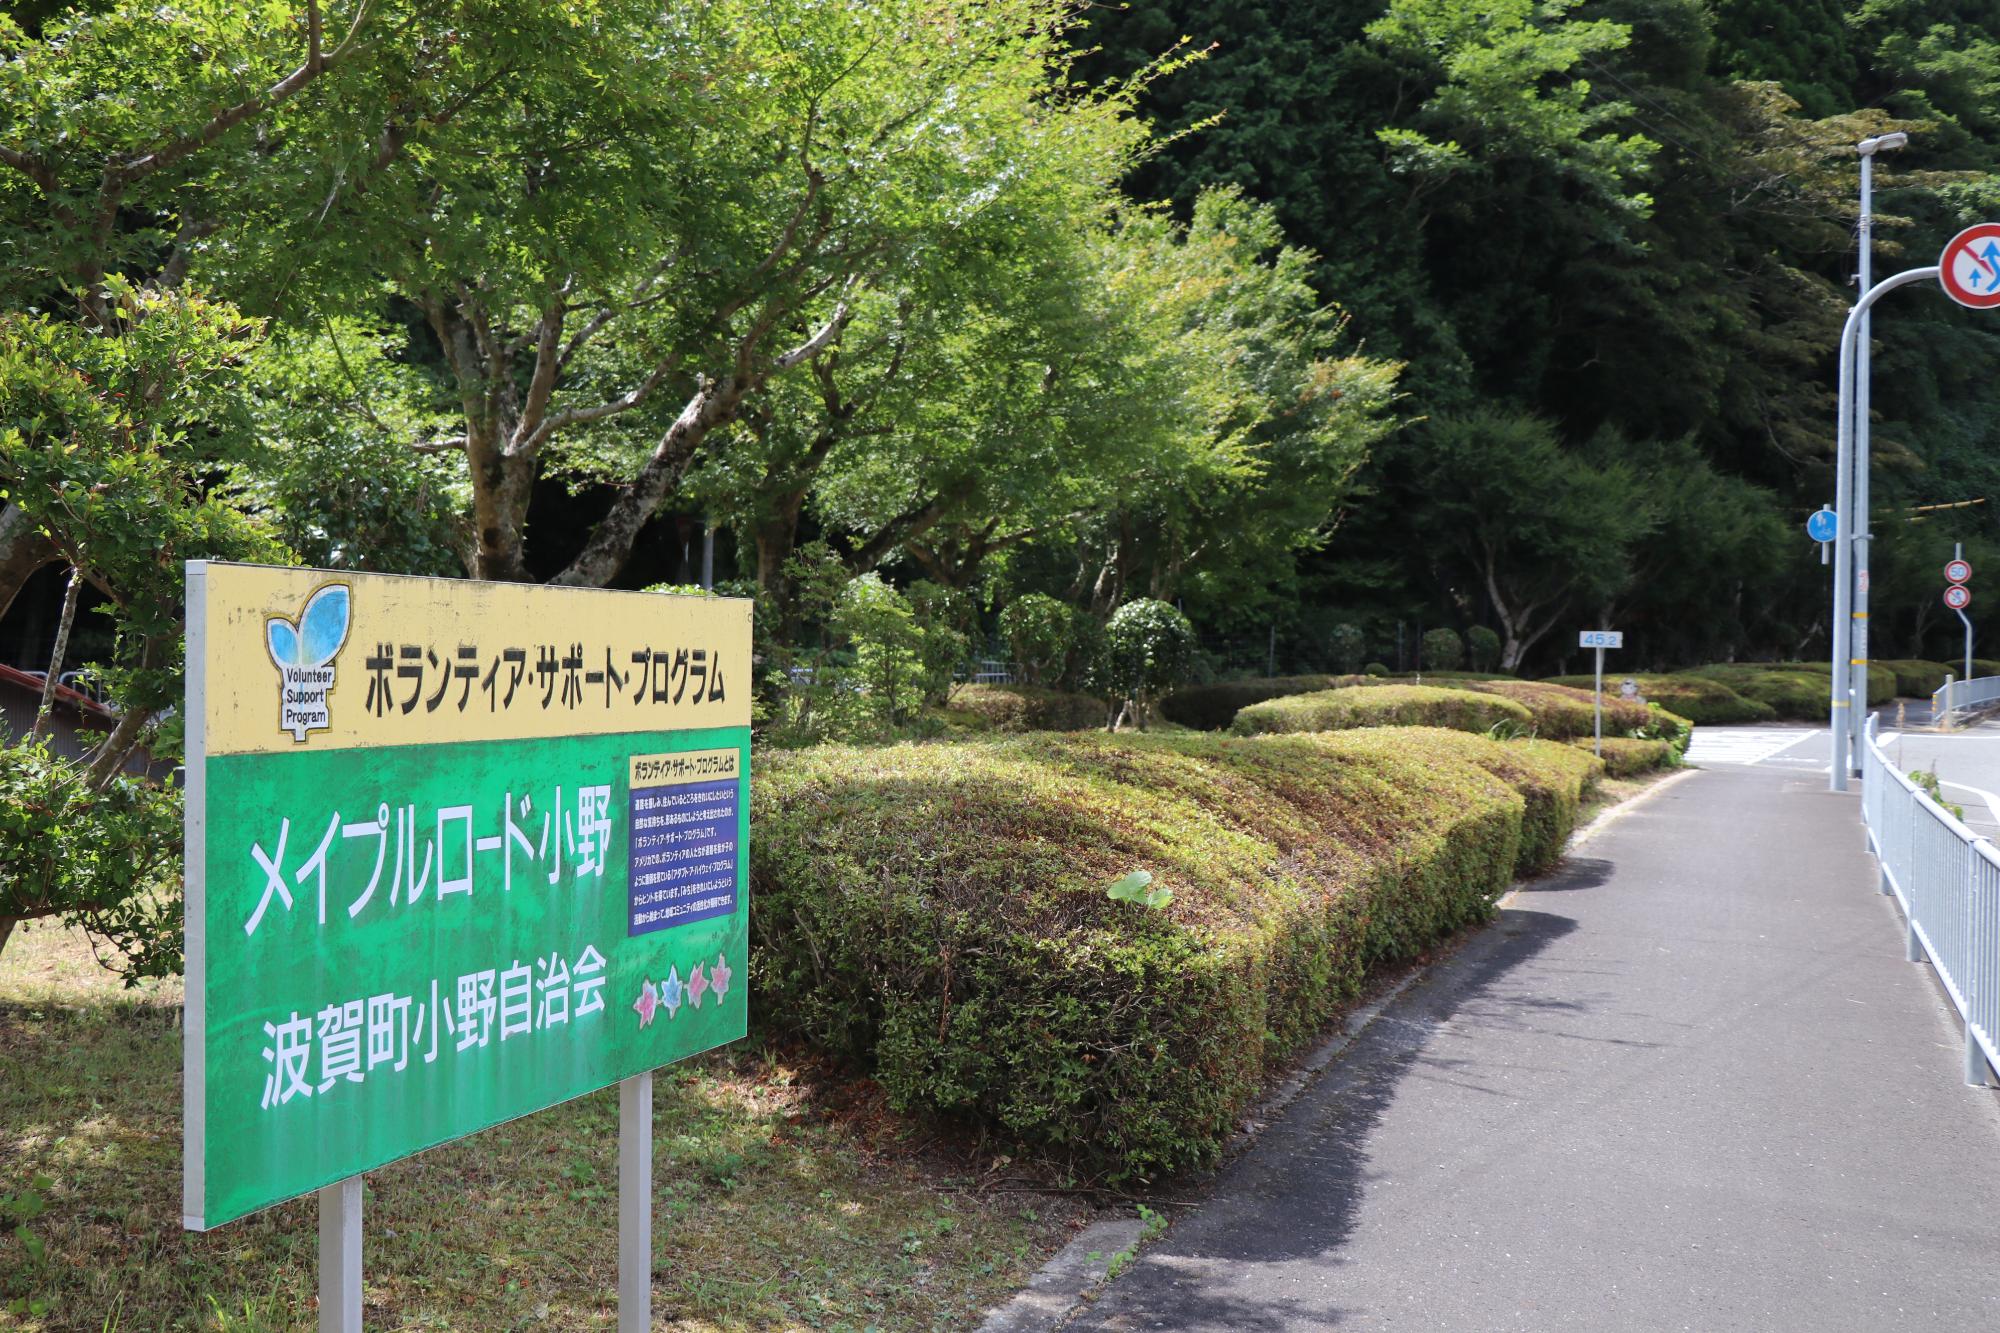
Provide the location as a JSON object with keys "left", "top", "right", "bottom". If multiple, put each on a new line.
{"left": 1831, "top": 263, "right": 1937, "bottom": 791}
{"left": 1848, "top": 132, "right": 1908, "bottom": 773}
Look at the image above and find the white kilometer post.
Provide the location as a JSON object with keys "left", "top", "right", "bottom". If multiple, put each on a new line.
{"left": 1579, "top": 630, "right": 1623, "bottom": 758}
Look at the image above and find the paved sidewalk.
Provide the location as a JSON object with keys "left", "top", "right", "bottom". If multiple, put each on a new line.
{"left": 1066, "top": 765, "right": 2000, "bottom": 1331}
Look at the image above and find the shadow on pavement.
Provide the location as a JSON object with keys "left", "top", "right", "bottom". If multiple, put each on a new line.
{"left": 1067, "top": 898, "right": 1584, "bottom": 1329}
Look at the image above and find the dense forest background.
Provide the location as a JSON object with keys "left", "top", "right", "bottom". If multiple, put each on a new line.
{"left": 4, "top": 0, "right": 2000, "bottom": 703}
{"left": 1079, "top": 0, "right": 2000, "bottom": 674}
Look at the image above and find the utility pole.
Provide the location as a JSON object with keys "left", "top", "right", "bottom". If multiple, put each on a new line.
{"left": 1848, "top": 132, "right": 1909, "bottom": 776}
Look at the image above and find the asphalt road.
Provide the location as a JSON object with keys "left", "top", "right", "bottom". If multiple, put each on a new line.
{"left": 1873, "top": 717, "right": 2000, "bottom": 839}
{"left": 1065, "top": 763, "right": 2000, "bottom": 1331}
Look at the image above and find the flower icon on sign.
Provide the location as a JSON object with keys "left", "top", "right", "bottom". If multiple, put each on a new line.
{"left": 709, "top": 955, "right": 732, "bottom": 1004}
{"left": 266, "top": 583, "right": 350, "bottom": 742}
{"left": 632, "top": 979, "right": 658, "bottom": 1029}
{"left": 688, "top": 963, "right": 708, "bottom": 1009}
{"left": 660, "top": 966, "right": 683, "bottom": 1020}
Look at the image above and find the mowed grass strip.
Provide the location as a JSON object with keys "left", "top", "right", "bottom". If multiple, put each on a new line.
{"left": 752, "top": 728, "right": 1599, "bottom": 1182}
{"left": 0, "top": 923, "right": 1081, "bottom": 1332}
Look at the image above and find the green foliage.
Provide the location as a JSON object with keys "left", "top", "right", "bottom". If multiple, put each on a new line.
{"left": 1000, "top": 594, "right": 1076, "bottom": 688}
{"left": 1689, "top": 662, "right": 1895, "bottom": 720}
{"left": 1420, "top": 628, "right": 1465, "bottom": 672}
{"left": 1909, "top": 765, "right": 1966, "bottom": 822}
{"left": 941, "top": 685, "right": 1105, "bottom": 734}
{"left": 1877, "top": 659, "right": 1955, "bottom": 698}
{"left": 1364, "top": 662, "right": 1391, "bottom": 678}
{"left": 1461, "top": 679, "right": 1652, "bottom": 741}
{"left": 1466, "top": 626, "right": 1502, "bottom": 673}
{"left": 749, "top": 727, "right": 1597, "bottom": 1178}
{"left": 1, "top": 1172, "right": 53, "bottom": 1319}
{"left": 1159, "top": 675, "right": 1369, "bottom": 732}
{"left": 1328, "top": 623, "right": 1367, "bottom": 675}
{"left": 0, "top": 739, "right": 181, "bottom": 984}
{"left": 1547, "top": 672, "right": 1775, "bottom": 726}
{"left": 1105, "top": 870, "right": 1173, "bottom": 911}
{"left": 832, "top": 575, "right": 929, "bottom": 740}
{"left": 1230, "top": 685, "right": 1534, "bottom": 737}
{"left": 1102, "top": 599, "right": 1197, "bottom": 728}
{"left": 1572, "top": 737, "right": 1681, "bottom": 777}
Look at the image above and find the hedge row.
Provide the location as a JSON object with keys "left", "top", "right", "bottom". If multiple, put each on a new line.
{"left": 1460, "top": 679, "right": 1651, "bottom": 739}
{"left": 1157, "top": 674, "right": 1368, "bottom": 730}
{"left": 750, "top": 728, "right": 1600, "bottom": 1180}
{"left": 941, "top": 683, "right": 1106, "bottom": 732}
{"left": 1544, "top": 672, "right": 1772, "bottom": 725}
{"left": 1229, "top": 684, "right": 1531, "bottom": 736}
{"left": 1687, "top": 661, "right": 1893, "bottom": 719}
{"left": 1569, "top": 736, "right": 1680, "bottom": 777}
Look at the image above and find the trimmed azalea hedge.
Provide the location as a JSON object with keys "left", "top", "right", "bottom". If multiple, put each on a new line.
{"left": 1229, "top": 684, "right": 1531, "bottom": 736}
{"left": 1875, "top": 659, "right": 1953, "bottom": 698}
{"left": 1546, "top": 672, "right": 1773, "bottom": 726}
{"left": 750, "top": 728, "right": 1599, "bottom": 1180}
{"left": 1688, "top": 661, "right": 1893, "bottom": 719}
{"left": 1460, "top": 679, "right": 1651, "bottom": 739}
{"left": 941, "top": 683, "right": 1106, "bottom": 732}
{"left": 1158, "top": 674, "right": 1367, "bottom": 730}
{"left": 1569, "top": 736, "right": 1680, "bottom": 777}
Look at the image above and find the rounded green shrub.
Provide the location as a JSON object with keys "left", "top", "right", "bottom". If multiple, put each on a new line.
{"left": 1421, "top": 627, "right": 1465, "bottom": 672}
{"left": 1545, "top": 672, "right": 1773, "bottom": 726}
{"left": 1328, "top": 623, "right": 1366, "bottom": 675}
{"left": 1159, "top": 674, "right": 1366, "bottom": 731}
{"left": 1000, "top": 593, "right": 1075, "bottom": 687}
{"left": 1103, "top": 599, "right": 1197, "bottom": 728}
{"left": 1364, "top": 662, "right": 1391, "bottom": 677}
{"left": 1230, "top": 684, "right": 1533, "bottom": 736}
{"left": 1467, "top": 626, "right": 1502, "bottom": 673}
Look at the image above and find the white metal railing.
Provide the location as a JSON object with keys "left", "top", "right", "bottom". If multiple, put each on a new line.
{"left": 1930, "top": 673, "right": 2000, "bottom": 723}
{"left": 1860, "top": 714, "right": 2000, "bottom": 1086}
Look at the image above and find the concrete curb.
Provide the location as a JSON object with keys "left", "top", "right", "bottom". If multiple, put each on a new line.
{"left": 972, "top": 766, "right": 1689, "bottom": 1332}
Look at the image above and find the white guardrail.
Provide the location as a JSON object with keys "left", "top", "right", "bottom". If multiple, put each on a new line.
{"left": 1861, "top": 714, "right": 2000, "bottom": 1086}
{"left": 1931, "top": 674, "right": 2000, "bottom": 723}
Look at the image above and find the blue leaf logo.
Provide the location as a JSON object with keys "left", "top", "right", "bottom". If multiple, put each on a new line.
{"left": 267, "top": 583, "right": 350, "bottom": 741}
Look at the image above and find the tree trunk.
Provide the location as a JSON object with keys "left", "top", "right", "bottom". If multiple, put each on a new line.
{"left": 469, "top": 425, "right": 537, "bottom": 581}
{"left": 0, "top": 503, "right": 57, "bottom": 622}
{"left": 555, "top": 377, "right": 751, "bottom": 587}
{"left": 0, "top": 916, "right": 16, "bottom": 963}
{"left": 31, "top": 564, "right": 81, "bottom": 740}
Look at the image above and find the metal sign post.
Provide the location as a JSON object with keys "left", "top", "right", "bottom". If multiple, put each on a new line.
{"left": 1578, "top": 630, "right": 1623, "bottom": 758}
{"left": 619, "top": 1071, "right": 653, "bottom": 1333}
{"left": 320, "top": 1176, "right": 362, "bottom": 1333}
{"left": 1807, "top": 506, "right": 1836, "bottom": 565}
{"left": 1950, "top": 545, "right": 1974, "bottom": 692}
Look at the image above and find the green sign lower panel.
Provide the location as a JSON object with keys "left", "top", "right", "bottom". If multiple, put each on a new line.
{"left": 188, "top": 726, "right": 749, "bottom": 1229}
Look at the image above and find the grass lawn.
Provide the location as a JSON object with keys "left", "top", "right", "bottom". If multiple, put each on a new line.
{"left": 0, "top": 921, "right": 1086, "bottom": 1331}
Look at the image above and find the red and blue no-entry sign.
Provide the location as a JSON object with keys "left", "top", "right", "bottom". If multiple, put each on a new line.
{"left": 1940, "top": 223, "right": 2000, "bottom": 310}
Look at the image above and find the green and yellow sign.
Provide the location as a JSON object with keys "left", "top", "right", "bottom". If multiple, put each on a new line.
{"left": 183, "top": 564, "right": 751, "bottom": 1230}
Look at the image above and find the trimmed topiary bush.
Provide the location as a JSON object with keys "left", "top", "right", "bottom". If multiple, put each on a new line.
{"left": 750, "top": 728, "right": 1598, "bottom": 1180}
{"left": 1421, "top": 627, "right": 1465, "bottom": 672}
{"left": 941, "top": 683, "right": 1106, "bottom": 732}
{"left": 1364, "top": 662, "right": 1391, "bottom": 677}
{"left": 1230, "top": 684, "right": 1533, "bottom": 736}
{"left": 1103, "top": 598, "right": 1197, "bottom": 729}
{"left": 999, "top": 593, "right": 1075, "bottom": 687}
{"left": 1467, "top": 626, "right": 1502, "bottom": 673}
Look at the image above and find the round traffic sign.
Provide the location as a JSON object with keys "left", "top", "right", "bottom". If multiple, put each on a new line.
{"left": 1946, "top": 583, "right": 1972, "bottom": 611}
{"left": 1940, "top": 223, "right": 2000, "bottom": 310}
{"left": 1947, "top": 558, "right": 1973, "bottom": 584}
{"left": 1806, "top": 508, "right": 1837, "bottom": 543}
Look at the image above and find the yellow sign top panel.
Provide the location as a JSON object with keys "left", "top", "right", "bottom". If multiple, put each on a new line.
{"left": 192, "top": 563, "right": 752, "bottom": 757}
